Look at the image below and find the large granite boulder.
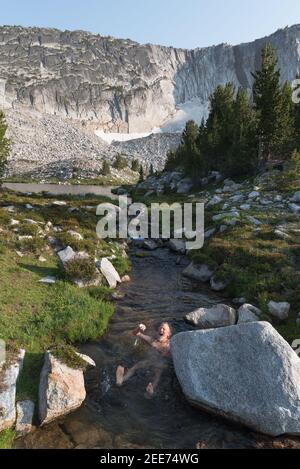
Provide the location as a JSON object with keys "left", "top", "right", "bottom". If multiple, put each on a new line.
{"left": 39, "top": 352, "right": 86, "bottom": 426}
{"left": 171, "top": 322, "right": 300, "bottom": 436}
{"left": 96, "top": 258, "right": 121, "bottom": 289}
{"left": 185, "top": 304, "right": 236, "bottom": 329}
{"left": 0, "top": 350, "right": 25, "bottom": 432}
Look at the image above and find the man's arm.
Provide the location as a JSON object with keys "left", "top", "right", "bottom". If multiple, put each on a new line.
{"left": 136, "top": 332, "right": 154, "bottom": 346}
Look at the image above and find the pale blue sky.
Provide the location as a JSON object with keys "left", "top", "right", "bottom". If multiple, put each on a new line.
{"left": 1, "top": 0, "right": 300, "bottom": 49}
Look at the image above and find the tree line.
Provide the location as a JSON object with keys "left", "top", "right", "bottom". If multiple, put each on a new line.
{"left": 165, "top": 44, "right": 300, "bottom": 180}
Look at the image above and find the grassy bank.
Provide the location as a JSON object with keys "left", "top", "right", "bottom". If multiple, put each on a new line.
{"left": 0, "top": 189, "right": 130, "bottom": 446}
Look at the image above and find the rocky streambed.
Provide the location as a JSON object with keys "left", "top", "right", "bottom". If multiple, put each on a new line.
{"left": 15, "top": 247, "right": 300, "bottom": 449}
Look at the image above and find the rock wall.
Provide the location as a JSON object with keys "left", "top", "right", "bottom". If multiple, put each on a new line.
{"left": 1, "top": 25, "right": 300, "bottom": 133}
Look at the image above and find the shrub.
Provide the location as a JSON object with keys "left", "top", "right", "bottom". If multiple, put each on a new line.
{"left": 111, "top": 256, "right": 131, "bottom": 276}
{"left": 64, "top": 257, "right": 97, "bottom": 281}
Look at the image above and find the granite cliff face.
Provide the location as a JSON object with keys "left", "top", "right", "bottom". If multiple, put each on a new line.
{"left": 1, "top": 25, "right": 300, "bottom": 134}
{"left": 1, "top": 24, "right": 300, "bottom": 177}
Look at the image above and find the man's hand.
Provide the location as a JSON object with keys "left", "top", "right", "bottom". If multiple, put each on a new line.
{"left": 133, "top": 324, "right": 146, "bottom": 336}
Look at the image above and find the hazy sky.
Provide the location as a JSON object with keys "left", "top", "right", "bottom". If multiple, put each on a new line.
{"left": 1, "top": 0, "right": 300, "bottom": 49}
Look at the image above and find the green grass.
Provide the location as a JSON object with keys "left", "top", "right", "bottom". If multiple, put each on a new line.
{"left": 0, "top": 189, "right": 127, "bottom": 425}
{"left": 0, "top": 429, "right": 16, "bottom": 449}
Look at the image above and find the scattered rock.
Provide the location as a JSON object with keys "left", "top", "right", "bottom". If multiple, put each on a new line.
{"left": 25, "top": 204, "right": 34, "bottom": 210}
{"left": 238, "top": 304, "right": 261, "bottom": 324}
{"left": 204, "top": 228, "right": 216, "bottom": 239}
{"left": 171, "top": 322, "right": 300, "bottom": 436}
{"left": 18, "top": 235, "right": 33, "bottom": 241}
{"left": 39, "top": 352, "right": 86, "bottom": 426}
{"left": 240, "top": 204, "right": 251, "bottom": 211}
{"left": 121, "top": 275, "right": 131, "bottom": 283}
{"left": 207, "top": 196, "right": 222, "bottom": 207}
{"left": 38, "top": 276, "right": 57, "bottom": 285}
{"left": 177, "top": 178, "right": 193, "bottom": 194}
{"left": 16, "top": 400, "right": 35, "bottom": 437}
{"left": 291, "top": 191, "right": 300, "bottom": 203}
{"left": 268, "top": 301, "right": 290, "bottom": 320}
{"left": 0, "top": 350, "right": 25, "bottom": 432}
{"left": 67, "top": 230, "right": 83, "bottom": 241}
{"left": 142, "top": 240, "right": 158, "bottom": 251}
{"left": 38, "top": 256, "right": 47, "bottom": 263}
{"left": 52, "top": 201, "right": 67, "bottom": 207}
{"left": 10, "top": 219, "right": 20, "bottom": 226}
{"left": 182, "top": 263, "right": 214, "bottom": 283}
{"left": 289, "top": 203, "right": 300, "bottom": 214}
{"left": 248, "top": 191, "right": 260, "bottom": 200}
{"left": 75, "top": 353, "right": 96, "bottom": 368}
{"left": 169, "top": 239, "right": 186, "bottom": 254}
{"left": 185, "top": 304, "right": 236, "bottom": 329}
{"left": 57, "top": 246, "right": 76, "bottom": 266}
{"left": 96, "top": 258, "right": 121, "bottom": 289}
{"left": 210, "top": 277, "right": 227, "bottom": 292}
{"left": 247, "top": 216, "right": 262, "bottom": 226}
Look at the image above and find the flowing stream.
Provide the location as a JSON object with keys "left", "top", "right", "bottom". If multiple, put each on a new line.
{"left": 15, "top": 248, "right": 300, "bottom": 449}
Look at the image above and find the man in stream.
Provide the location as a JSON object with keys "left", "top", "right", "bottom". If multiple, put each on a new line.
{"left": 116, "top": 322, "right": 172, "bottom": 399}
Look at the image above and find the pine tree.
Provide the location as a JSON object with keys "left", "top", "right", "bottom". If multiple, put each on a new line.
{"left": 202, "top": 83, "right": 235, "bottom": 171}
{"left": 0, "top": 111, "right": 9, "bottom": 178}
{"left": 139, "top": 164, "right": 144, "bottom": 182}
{"left": 225, "top": 88, "right": 257, "bottom": 177}
{"left": 252, "top": 44, "right": 283, "bottom": 164}
{"left": 178, "top": 120, "right": 204, "bottom": 179}
{"left": 131, "top": 159, "right": 140, "bottom": 172}
{"left": 277, "top": 81, "right": 296, "bottom": 158}
{"left": 102, "top": 160, "right": 111, "bottom": 176}
{"left": 113, "top": 154, "right": 128, "bottom": 170}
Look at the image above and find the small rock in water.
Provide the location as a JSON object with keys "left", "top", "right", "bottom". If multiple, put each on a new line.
{"left": 169, "top": 239, "right": 186, "bottom": 254}
{"left": 143, "top": 239, "right": 158, "bottom": 251}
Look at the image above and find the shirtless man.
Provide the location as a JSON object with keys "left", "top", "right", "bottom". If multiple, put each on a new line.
{"left": 116, "top": 322, "right": 172, "bottom": 399}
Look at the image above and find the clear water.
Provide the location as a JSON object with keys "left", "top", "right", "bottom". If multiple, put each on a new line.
{"left": 15, "top": 249, "right": 300, "bottom": 449}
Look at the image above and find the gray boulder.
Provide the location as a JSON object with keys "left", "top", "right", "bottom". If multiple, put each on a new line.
{"left": 96, "top": 258, "right": 121, "bottom": 289}
{"left": 39, "top": 352, "right": 86, "bottom": 426}
{"left": 238, "top": 304, "right": 261, "bottom": 324}
{"left": 0, "top": 350, "right": 25, "bottom": 432}
{"left": 57, "top": 246, "right": 76, "bottom": 266}
{"left": 268, "top": 301, "right": 290, "bottom": 320}
{"left": 171, "top": 322, "right": 300, "bottom": 436}
{"left": 182, "top": 263, "right": 214, "bottom": 283}
{"left": 185, "top": 304, "right": 236, "bottom": 329}
{"left": 291, "top": 191, "right": 300, "bottom": 203}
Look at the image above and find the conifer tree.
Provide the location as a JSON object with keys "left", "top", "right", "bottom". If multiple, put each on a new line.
{"left": 252, "top": 44, "right": 283, "bottom": 164}
{"left": 0, "top": 111, "right": 9, "bottom": 178}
